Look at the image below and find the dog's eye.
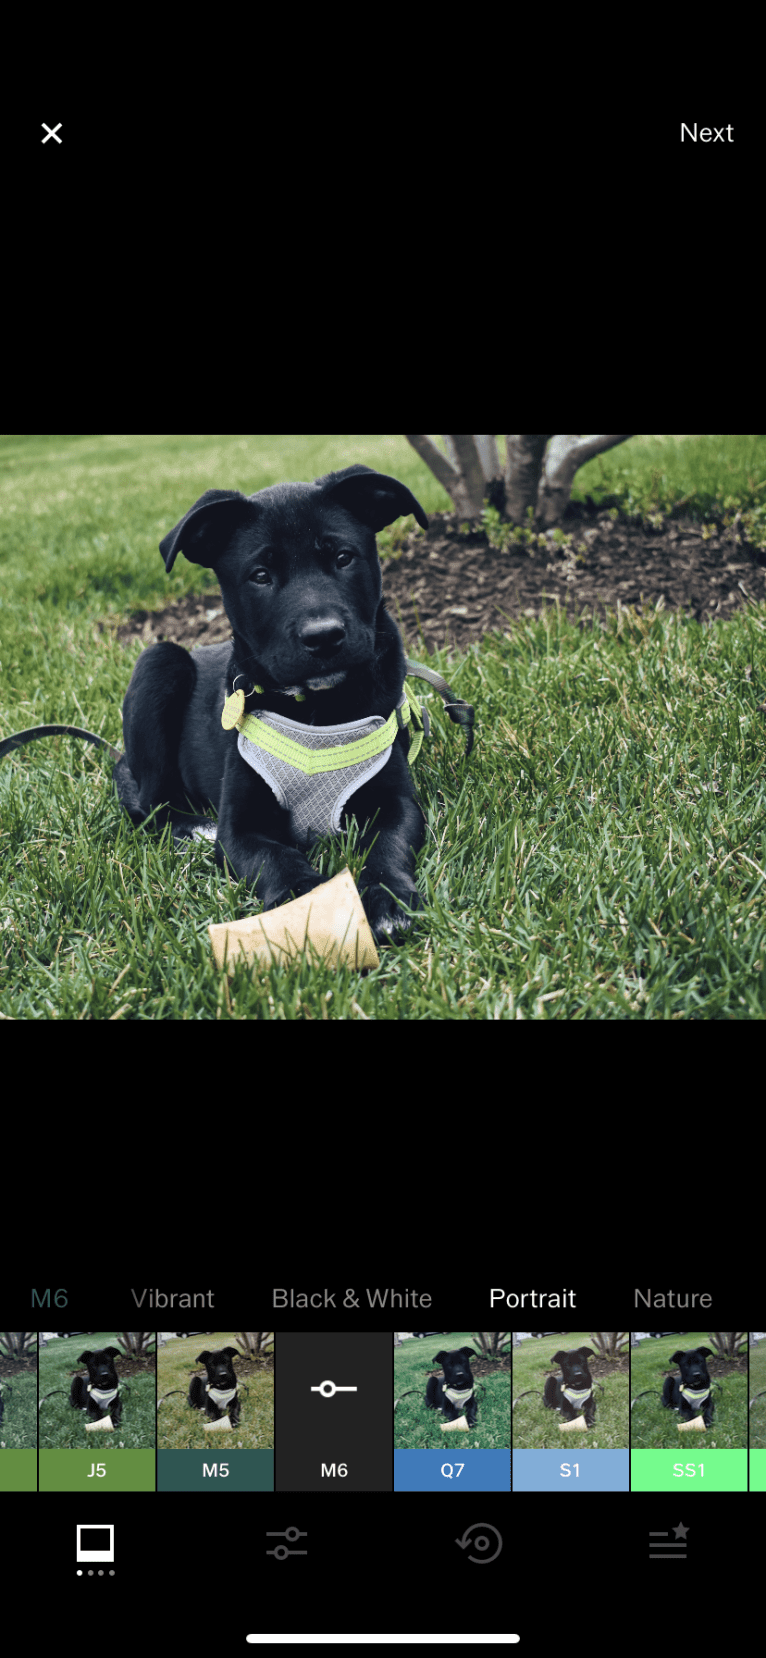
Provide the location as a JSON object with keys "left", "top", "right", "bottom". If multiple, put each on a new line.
{"left": 250, "top": 570, "right": 271, "bottom": 584}
{"left": 335, "top": 551, "right": 353, "bottom": 567}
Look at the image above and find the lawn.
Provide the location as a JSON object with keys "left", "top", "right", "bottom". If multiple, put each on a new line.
{"left": 394, "top": 1334, "right": 509, "bottom": 1450}
{"left": 157, "top": 1333, "right": 273, "bottom": 1451}
{"left": 749, "top": 1338, "right": 766, "bottom": 1449}
{"left": 512, "top": 1333, "right": 628, "bottom": 1450}
{"left": 37, "top": 1332, "right": 156, "bottom": 1450}
{"left": 630, "top": 1332, "right": 746, "bottom": 1450}
{"left": 0, "top": 1356, "right": 38, "bottom": 1450}
{"left": 2, "top": 434, "right": 765, "bottom": 1018}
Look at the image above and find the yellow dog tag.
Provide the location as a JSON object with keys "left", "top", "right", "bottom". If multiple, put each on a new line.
{"left": 221, "top": 688, "right": 245, "bottom": 729}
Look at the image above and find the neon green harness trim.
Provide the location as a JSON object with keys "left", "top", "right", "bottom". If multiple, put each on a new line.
{"left": 562, "top": 1384, "right": 592, "bottom": 1408}
{"left": 237, "top": 699, "right": 409, "bottom": 774}
{"left": 679, "top": 1384, "right": 710, "bottom": 1408}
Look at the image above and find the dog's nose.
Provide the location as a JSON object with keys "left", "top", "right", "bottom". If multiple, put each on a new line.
{"left": 299, "top": 619, "right": 346, "bottom": 655}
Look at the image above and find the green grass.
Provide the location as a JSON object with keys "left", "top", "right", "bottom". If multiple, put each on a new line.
{"left": 37, "top": 1333, "right": 156, "bottom": 1450}
{"left": 0, "top": 1366, "right": 38, "bottom": 1450}
{"left": 512, "top": 1333, "right": 628, "bottom": 1450}
{"left": 2, "top": 434, "right": 766, "bottom": 1018}
{"left": 570, "top": 433, "right": 766, "bottom": 546}
{"left": 157, "top": 1334, "right": 273, "bottom": 1450}
{"left": 394, "top": 1334, "right": 509, "bottom": 1450}
{"left": 630, "top": 1333, "right": 747, "bottom": 1450}
{"left": 749, "top": 1339, "right": 766, "bottom": 1449}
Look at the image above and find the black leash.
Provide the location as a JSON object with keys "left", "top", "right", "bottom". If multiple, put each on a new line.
{"left": 403, "top": 657, "right": 475, "bottom": 758}
{"left": 0, "top": 724, "right": 122, "bottom": 763}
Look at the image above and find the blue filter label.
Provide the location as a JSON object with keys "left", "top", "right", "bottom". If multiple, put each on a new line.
{"left": 395, "top": 1449, "right": 510, "bottom": 1491}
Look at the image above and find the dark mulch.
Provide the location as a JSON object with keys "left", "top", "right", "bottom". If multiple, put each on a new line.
{"left": 112, "top": 500, "right": 766, "bottom": 659}
{"left": 423, "top": 1355, "right": 509, "bottom": 1384}
{"left": 660, "top": 1353, "right": 747, "bottom": 1383}
{"left": 465, "top": 1356, "right": 511, "bottom": 1380}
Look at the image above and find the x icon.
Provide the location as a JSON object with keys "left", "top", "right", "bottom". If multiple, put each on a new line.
{"left": 42, "top": 122, "right": 62, "bottom": 144}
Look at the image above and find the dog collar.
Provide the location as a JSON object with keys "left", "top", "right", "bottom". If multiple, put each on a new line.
{"left": 224, "top": 682, "right": 311, "bottom": 716}
{"left": 87, "top": 1384, "right": 119, "bottom": 1405}
{"left": 221, "top": 656, "right": 477, "bottom": 767}
{"left": 443, "top": 1384, "right": 474, "bottom": 1405}
{"left": 561, "top": 1384, "right": 592, "bottom": 1407}
{"left": 206, "top": 1384, "right": 237, "bottom": 1406}
{"left": 679, "top": 1384, "right": 710, "bottom": 1406}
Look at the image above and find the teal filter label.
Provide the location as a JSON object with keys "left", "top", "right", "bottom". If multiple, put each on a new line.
{"left": 38, "top": 1329, "right": 157, "bottom": 1493}
{"left": 158, "top": 1448, "right": 274, "bottom": 1492}
{"left": 512, "top": 1332, "right": 629, "bottom": 1491}
{"left": 394, "top": 1333, "right": 510, "bottom": 1492}
{"left": 156, "top": 1331, "right": 273, "bottom": 1492}
{"left": 0, "top": 1329, "right": 38, "bottom": 1491}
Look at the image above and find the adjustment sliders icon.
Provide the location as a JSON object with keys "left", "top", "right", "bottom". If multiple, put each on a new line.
{"left": 266, "top": 1526, "right": 308, "bottom": 1560}
{"left": 310, "top": 1380, "right": 357, "bottom": 1397}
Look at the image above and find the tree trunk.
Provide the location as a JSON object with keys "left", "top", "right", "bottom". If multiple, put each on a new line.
{"left": 405, "top": 434, "right": 634, "bottom": 526}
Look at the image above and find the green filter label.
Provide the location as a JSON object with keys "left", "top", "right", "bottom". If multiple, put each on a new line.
{"left": 631, "top": 1449, "right": 746, "bottom": 1492}
{"left": 0, "top": 1450, "right": 37, "bottom": 1492}
{"left": 749, "top": 1449, "right": 766, "bottom": 1492}
{"left": 39, "top": 1450, "right": 155, "bottom": 1492}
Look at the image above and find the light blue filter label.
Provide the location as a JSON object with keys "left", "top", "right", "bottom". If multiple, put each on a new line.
{"left": 513, "top": 1449, "right": 628, "bottom": 1491}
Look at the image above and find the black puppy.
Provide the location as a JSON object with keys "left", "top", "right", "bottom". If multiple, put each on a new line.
{"left": 114, "top": 466, "right": 429, "bottom": 943}
{"left": 543, "top": 1347, "right": 597, "bottom": 1425}
{"left": 661, "top": 1347, "right": 716, "bottom": 1425}
{"left": 70, "top": 1347, "right": 122, "bottom": 1426}
{"left": 425, "top": 1347, "right": 478, "bottom": 1426}
{"left": 189, "top": 1348, "right": 241, "bottom": 1426}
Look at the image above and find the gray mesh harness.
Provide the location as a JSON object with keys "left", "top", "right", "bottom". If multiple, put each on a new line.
{"left": 236, "top": 691, "right": 409, "bottom": 848}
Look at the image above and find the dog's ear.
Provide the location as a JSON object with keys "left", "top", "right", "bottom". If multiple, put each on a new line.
{"left": 77, "top": 1352, "right": 93, "bottom": 1366}
{"left": 460, "top": 1348, "right": 477, "bottom": 1360}
{"left": 195, "top": 1352, "right": 212, "bottom": 1366}
{"left": 551, "top": 1352, "right": 567, "bottom": 1366}
{"left": 697, "top": 1348, "right": 715, "bottom": 1359}
{"left": 223, "top": 1348, "right": 239, "bottom": 1359}
{"left": 318, "top": 465, "right": 429, "bottom": 533}
{"left": 431, "top": 1352, "right": 448, "bottom": 1365}
{"left": 160, "top": 489, "right": 254, "bottom": 573}
{"left": 104, "top": 1347, "right": 121, "bottom": 1359}
{"left": 669, "top": 1351, "right": 685, "bottom": 1365}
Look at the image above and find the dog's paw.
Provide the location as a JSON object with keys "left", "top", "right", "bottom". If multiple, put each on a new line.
{"left": 263, "top": 873, "right": 331, "bottom": 910}
{"left": 361, "top": 882, "right": 420, "bottom": 943}
{"left": 171, "top": 817, "right": 218, "bottom": 847}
